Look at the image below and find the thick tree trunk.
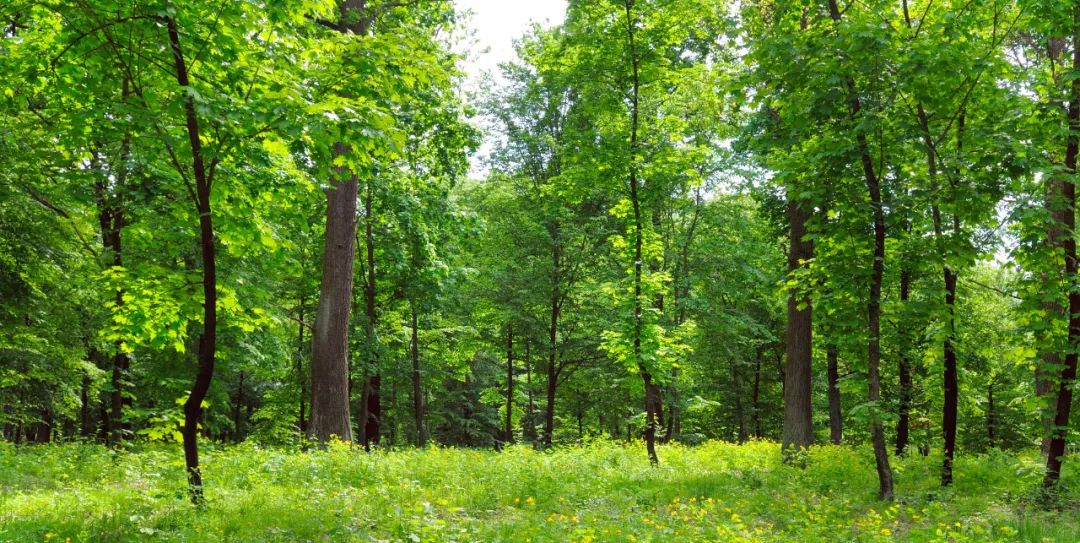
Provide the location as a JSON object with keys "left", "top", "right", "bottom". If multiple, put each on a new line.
{"left": 309, "top": 144, "right": 358, "bottom": 443}
{"left": 829, "top": 0, "right": 894, "bottom": 500}
{"left": 1039, "top": 177, "right": 1067, "bottom": 456}
{"left": 232, "top": 371, "right": 245, "bottom": 443}
{"left": 308, "top": 0, "right": 373, "bottom": 446}
{"left": 167, "top": 17, "right": 218, "bottom": 505}
{"left": 80, "top": 373, "right": 92, "bottom": 439}
{"left": 783, "top": 198, "right": 814, "bottom": 456}
{"left": 1045, "top": 8, "right": 1080, "bottom": 489}
{"left": 827, "top": 342, "right": 843, "bottom": 445}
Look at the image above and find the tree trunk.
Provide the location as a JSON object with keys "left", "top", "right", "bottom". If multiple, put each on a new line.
{"left": 309, "top": 142, "right": 358, "bottom": 444}
{"left": 524, "top": 338, "right": 538, "bottom": 443}
{"left": 827, "top": 342, "right": 843, "bottom": 445}
{"left": 732, "top": 360, "right": 747, "bottom": 443}
{"left": 412, "top": 306, "right": 425, "bottom": 447}
{"left": 783, "top": 198, "right": 814, "bottom": 456}
{"left": 828, "top": 0, "right": 894, "bottom": 500}
{"left": 505, "top": 324, "right": 514, "bottom": 445}
{"left": 896, "top": 267, "right": 912, "bottom": 455}
{"left": 986, "top": 382, "right": 996, "bottom": 449}
{"left": 1045, "top": 6, "right": 1080, "bottom": 490}
{"left": 297, "top": 295, "right": 307, "bottom": 434}
{"left": 1039, "top": 177, "right": 1067, "bottom": 456}
{"left": 232, "top": 371, "right": 245, "bottom": 443}
{"left": 752, "top": 346, "right": 763, "bottom": 438}
{"left": 622, "top": 0, "right": 658, "bottom": 467}
{"left": 167, "top": 17, "right": 218, "bottom": 505}
{"left": 916, "top": 100, "right": 961, "bottom": 486}
{"left": 308, "top": 0, "right": 374, "bottom": 445}
{"left": 362, "top": 180, "right": 380, "bottom": 448}
{"left": 543, "top": 222, "right": 561, "bottom": 448}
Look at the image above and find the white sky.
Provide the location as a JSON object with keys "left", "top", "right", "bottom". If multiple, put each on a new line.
{"left": 452, "top": 0, "right": 567, "bottom": 175}
{"left": 453, "top": 0, "right": 566, "bottom": 88}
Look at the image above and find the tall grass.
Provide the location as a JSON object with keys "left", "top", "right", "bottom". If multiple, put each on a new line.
{"left": 0, "top": 440, "right": 1075, "bottom": 542}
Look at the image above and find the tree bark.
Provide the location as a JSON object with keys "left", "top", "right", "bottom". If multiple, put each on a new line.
{"left": 166, "top": 16, "right": 218, "bottom": 505}
{"left": 524, "top": 337, "right": 538, "bottom": 443}
{"left": 309, "top": 142, "right": 358, "bottom": 443}
{"left": 986, "top": 382, "right": 996, "bottom": 449}
{"left": 752, "top": 346, "right": 763, "bottom": 438}
{"left": 297, "top": 295, "right": 307, "bottom": 434}
{"left": 732, "top": 360, "right": 747, "bottom": 443}
{"left": 543, "top": 221, "right": 561, "bottom": 448}
{"left": 623, "top": 0, "right": 658, "bottom": 467}
{"left": 308, "top": 0, "right": 375, "bottom": 445}
{"left": 827, "top": 342, "right": 843, "bottom": 445}
{"left": 232, "top": 371, "right": 245, "bottom": 442}
{"left": 505, "top": 324, "right": 514, "bottom": 444}
{"left": 896, "top": 267, "right": 912, "bottom": 455}
{"left": 412, "top": 306, "right": 425, "bottom": 447}
{"left": 1039, "top": 177, "right": 1067, "bottom": 456}
{"left": 1045, "top": 5, "right": 1080, "bottom": 490}
{"left": 362, "top": 180, "right": 380, "bottom": 448}
{"left": 783, "top": 197, "right": 814, "bottom": 456}
{"left": 828, "top": 0, "right": 894, "bottom": 500}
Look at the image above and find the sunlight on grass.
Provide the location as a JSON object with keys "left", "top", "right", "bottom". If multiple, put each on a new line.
{"left": 0, "top": 440, "right": 1076, "bottom": 542}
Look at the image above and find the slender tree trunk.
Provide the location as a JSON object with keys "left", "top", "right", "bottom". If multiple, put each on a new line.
{"left": 1045, "top": 6, "right": 1080, "bottom": 490}
{"left": 828, "top": 0, "right": 894, "bottom": 500}
{"left": 986, "top": 381, "right": 996, "bottom": 449}
{"left": 362, "top": 181, "right": 380, "bottom": 448}
{"left": 622, "top": 0, "right": 658, "bottom": 467}
{"left": 411, "top": 306, "right": 425, "bottom": 447}
{"left": 524, "top": 338, "right": 537, "bottom": 443}
{"left": 232, "top": 371, "right": 245, "bottom": 443}
{"left": 916, "top": 101, "right": 961, "bottom": 486}
{"left": 166, "top": 17, "right": 218, "bottom": 505}
{"left": 80, "top": 373, "right": 92, "bottom": 439}
{"left": 92, "top": 81, "right": 132, "bottom": 448}
{"left": 297, "top": 295, "right": 307, "bottom": 434}
{"left": 732, "top": 360, "right": 747, "bottom": 443}
{"left": 543, "top": 222, "right": 561, "bottom": 448}
{"left": 827, "top": 342, "right": 843, "bottom": 445}
{"left": 505, "top": 324, "right": 515, "bottom": 445}
{"left": 897, "top": 267, "right": 913, "bottom": 455}
{"left": 752, "top": 346, "right": 763, "bottom": 438}
{"left": 783, "top": 197, "right": 814, "bottom": 456}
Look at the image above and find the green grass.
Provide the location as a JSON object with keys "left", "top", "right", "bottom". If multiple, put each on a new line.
{"left": 0, "top": 440, "right": 1076, "bottom": 542}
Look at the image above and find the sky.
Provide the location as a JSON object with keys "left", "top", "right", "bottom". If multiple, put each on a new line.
{"left": 453, "top": 0, "right": 567, "bottom": 88}
{"left": 452, "top": 0, "right": 567, "bottom": 174}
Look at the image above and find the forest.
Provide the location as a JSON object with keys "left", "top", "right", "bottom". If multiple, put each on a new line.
{"left": 1, "top": 0, "right": 1080, "bottom": 541}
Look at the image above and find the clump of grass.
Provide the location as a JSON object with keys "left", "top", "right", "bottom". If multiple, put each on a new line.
{"left": 0, "top": 440, "right": 1076, "bottom": 542}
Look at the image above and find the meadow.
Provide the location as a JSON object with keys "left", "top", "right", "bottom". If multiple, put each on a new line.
{"left": 1, "top": 440, "right": 1077, "bottom": 542}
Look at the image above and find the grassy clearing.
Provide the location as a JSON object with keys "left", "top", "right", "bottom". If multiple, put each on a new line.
{"left": 0, "top": 440, "right": 1076, "bottom": 542}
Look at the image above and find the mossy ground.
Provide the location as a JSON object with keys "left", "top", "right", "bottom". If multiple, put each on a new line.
{"left": 1, "top": 440, "right": 1076, "bottom": 542}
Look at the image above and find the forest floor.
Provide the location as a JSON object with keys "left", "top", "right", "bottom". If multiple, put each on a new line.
{"left": 0, "top": 440, "right": 1077, "bottom": 542}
